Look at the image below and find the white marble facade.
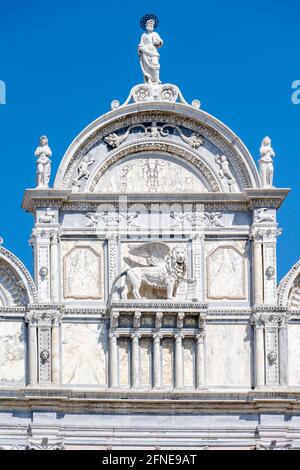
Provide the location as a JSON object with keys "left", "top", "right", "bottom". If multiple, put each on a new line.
{"left": 0, "top": 20, "right": 300, "bottom": 450}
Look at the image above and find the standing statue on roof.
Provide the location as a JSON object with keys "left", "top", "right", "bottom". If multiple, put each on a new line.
{"left": 259, "top": 136, "right": 275, "bottom": 188}
{"left": 35, "top": 135, "right": 52, "bottom": 189}
{"left": 138, "top": 14, "right": 163, "bottom": 84}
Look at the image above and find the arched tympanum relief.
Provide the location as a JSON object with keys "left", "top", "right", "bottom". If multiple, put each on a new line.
{"left": 94, "top": 153, "right": 210, "bottom": 193}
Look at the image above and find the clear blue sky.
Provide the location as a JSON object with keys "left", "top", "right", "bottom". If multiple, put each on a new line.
{"left": 0, "top": 0, "right": 299, "bottom": 280}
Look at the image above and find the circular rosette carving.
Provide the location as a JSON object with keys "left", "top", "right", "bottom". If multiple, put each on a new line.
{"left": 159, "top": 85, "right": 178, "bottom": 102}
{"left": 133, "top": 85, "right": 152, "bottom": 103}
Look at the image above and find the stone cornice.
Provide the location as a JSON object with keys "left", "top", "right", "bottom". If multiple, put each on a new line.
{"left": 22, "top": 188, "right": 290, "bottom": 214}
{"left": 0, "top": 388, "right": 300, "bottom": 414}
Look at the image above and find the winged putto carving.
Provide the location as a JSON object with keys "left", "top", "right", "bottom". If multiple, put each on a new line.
{"left": 115, "top": 241, "right": 194, "bottom": 300}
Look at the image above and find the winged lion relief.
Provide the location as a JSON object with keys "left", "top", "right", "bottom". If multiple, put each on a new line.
{"left": 112, "top": 241, "right": 196, "bottom": 301}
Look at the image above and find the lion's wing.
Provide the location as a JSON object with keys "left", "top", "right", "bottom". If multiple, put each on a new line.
{"left": 128, "top": 242, "right": 170, "bottom": 266}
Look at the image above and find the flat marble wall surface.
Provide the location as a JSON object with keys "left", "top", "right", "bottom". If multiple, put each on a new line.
{"left": 205, "top": 323, "right": 251, "bottom": 387}
{"left": 62, "top": 322, "right": 108, "bottom": 385}
{"left": 0, "top": 321, "right": 25, "bottom": 384}
{"left": 288, "top": 324, "right": 300, "bottom": 386}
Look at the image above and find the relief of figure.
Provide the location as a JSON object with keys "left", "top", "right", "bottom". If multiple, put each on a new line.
{"left": 259, "top": 136, "right": 275, "bottom": 188}
{"left": 138, "top": 14, "right": 163, "bottom": 84}
{"left": 35, "top": 136, "right": 52, "bottom": 189}
{"left": 112, "top": 242, "right": 195, "bottom": 301}
{"left": 215, "top": 155, "right": 237, "bottom": 192}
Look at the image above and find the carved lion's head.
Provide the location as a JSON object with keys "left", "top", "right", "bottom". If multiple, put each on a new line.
{"left": 171, "top": 245, "right": 187, "bottom": 265}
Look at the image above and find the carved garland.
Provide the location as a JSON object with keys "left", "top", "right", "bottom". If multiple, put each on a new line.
{"left": 59, "top": 111, "right": 254, "bottom": 190}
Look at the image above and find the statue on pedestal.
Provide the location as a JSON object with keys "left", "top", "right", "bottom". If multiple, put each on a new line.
{"left": 138, "top": 14, "right": 163, "bottom": 84}
{"left": 259, "top": 136, "right": 275, "bottom": 188}
{"left": 35, "top": 135, "right": 52, "bottom": 189}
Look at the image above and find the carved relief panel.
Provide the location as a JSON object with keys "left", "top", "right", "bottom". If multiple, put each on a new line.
{"left": 61, "top": 241, "right": 104, "bottom": 301}
{"left": 205, "top": 240, "right": 248, "bottom": 301}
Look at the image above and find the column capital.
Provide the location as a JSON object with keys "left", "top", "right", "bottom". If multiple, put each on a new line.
{"left": 175, "top": 332, "right": 184, "bottom": 343}
{"left": 153, "top": 332, "right": 162, "bottom": 343}
{"left": 109, "top": 331, "right": 119, "bottom": 342}
{"left": 196, "top": 332, "right": 206, "bottom": 343}
{"left": 131, "top": 332, "right": 141, "bottom": 342}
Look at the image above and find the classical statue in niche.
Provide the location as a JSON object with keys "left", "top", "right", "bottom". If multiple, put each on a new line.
{"left": 35, "top": 135, "right": 52, "bottom": 189}
{"left": 138, "top": 14, "right": 163, "bottom": 84}
{"left": 114, "top": 242, "right": 194, "bottom": 300}
{"left": 259, "top": 136, "right": 275, "bottom": 188}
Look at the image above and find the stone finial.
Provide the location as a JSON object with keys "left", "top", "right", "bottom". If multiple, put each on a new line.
{"left": 35, "top": 135, "right": 52, "bottom": 189}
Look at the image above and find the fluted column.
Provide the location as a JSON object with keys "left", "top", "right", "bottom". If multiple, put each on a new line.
{"left": 196, "top": 332, "right": 205, "bottom": 388}
{"left": 51, "top": 315, "right": 61, "bottom": 384}
{"left": 109, "top": 332, "right": 119, "bottom": 388}
{"left": 153, "top": 332, "right": 162, "bottom": 388}
{"left": 254, "top": 316, "right": 265, "bottom": 388}
{"left": 175, "top": 333, "right": 184, "bottom": 389}
{"left": 50, "top": 232, "right": 59, "bottom": 303}
{"left": 131, "top": 333, "right": 141, "bottom": 388}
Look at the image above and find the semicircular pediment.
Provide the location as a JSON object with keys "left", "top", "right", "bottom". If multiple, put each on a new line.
{"left": 278, "top": 260, "right": 300, "bottom": 309}
{"left": 53, "top": 104, "right": 261, "bottom": 193}
{"left": 0, "top": 247, "right": 37, "bottom": 306}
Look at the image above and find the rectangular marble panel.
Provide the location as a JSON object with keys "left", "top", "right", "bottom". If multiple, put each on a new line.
{"left": 183, "top": 338, "right": 195, "bottom": 387}
{"left": 62, "top": 322, "right": 107, "bottom": 385}
{"left": 118, "top": 337, "right": 130, "bottom": 387}
{"left": 161, "top": 338, "right": 174, "bottom": 387}
{"left": 61, "top": 240, "right": 104, "bottom": 301}
{"left": 205, "top": 240, "right": 248, "bottom": 301}
{"left": 288, "top": 324, "right": 300, "bottom": 386}
{"left": 0, "top": 321, "right": 25, "bottom": 383}
{"left": 206, "top": 323, "right": 251, "bottom": 387}
{"left": 140, "top": 337, "right": 152, "bottom": 386}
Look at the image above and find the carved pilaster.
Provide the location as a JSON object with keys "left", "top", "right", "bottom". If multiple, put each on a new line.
{"left": 32, "top": 229, "right": 52, "bottom": 302}
{"left": 190, "top": 232, "right": 205, "bottom": 302}
{"left": 50, "top": 229, "right": 60, "bottom": 303}
{"left": 250, "top": 224, "right": 281, "bottom": 306}
{"left": 107, "top": 233, "right": 120, "bottom": 300}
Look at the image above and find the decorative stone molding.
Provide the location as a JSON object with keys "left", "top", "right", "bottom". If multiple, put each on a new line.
{"left": 89, "top": 140, "right": 221, "bottom": 193}
{"left": 111, "top": 83, "right": 200, "bottom": 109}
{"left": 104, "top": 122, "right": 204, "bottom": 150}
{"left": 55, "top": 109, "right": 259, "bottom": 192}
{"left": 13, "top": 437, "right": 65, "bottom": 451}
